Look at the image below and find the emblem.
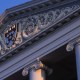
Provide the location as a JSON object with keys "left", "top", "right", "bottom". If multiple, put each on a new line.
{"left": 4, "top": 25, "right": 16, "bottom": 48}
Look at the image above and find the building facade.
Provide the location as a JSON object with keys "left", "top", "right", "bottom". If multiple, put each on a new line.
{"left": 0, "top": 0, "right": 80, "bottom": 80}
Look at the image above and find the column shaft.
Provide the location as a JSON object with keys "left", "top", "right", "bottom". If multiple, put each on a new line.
{"left": 30, "top": 69, "right": 46, "bottom": 80}
{"left": 75, "top": 44, "right": 80, "bottom": 80}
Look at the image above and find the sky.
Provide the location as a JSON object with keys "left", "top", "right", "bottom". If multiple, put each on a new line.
{"left": 0, "top": 0, "right": 31, "bottom": 14}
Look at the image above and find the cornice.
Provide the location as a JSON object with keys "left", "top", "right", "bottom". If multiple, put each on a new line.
{"left": 0, "top": 0, "right": 77, "bottom": 26}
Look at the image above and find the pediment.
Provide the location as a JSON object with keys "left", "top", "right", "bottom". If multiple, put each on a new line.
{"left": 0, "top": 4, "right": 80, "bottom": 59}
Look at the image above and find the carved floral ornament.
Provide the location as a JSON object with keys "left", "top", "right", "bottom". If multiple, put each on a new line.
{"left": 0, "top": 5, "right": 79, "bottom": 55}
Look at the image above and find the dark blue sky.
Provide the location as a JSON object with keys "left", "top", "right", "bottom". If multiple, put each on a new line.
{"left": 0, "top": 0, "right": 31, "bottom": 14}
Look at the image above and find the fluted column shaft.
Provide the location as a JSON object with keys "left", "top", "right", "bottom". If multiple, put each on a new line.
{"left": 75, "top": 43, "right": 80, "bottom": 80}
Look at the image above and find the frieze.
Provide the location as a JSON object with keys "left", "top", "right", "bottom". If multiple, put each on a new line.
{"left": 0, "top": 5, "right": 80, "bottom": 55}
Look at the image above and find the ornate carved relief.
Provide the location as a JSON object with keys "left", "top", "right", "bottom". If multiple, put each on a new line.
{"left": 22, "top": 59, "right": 53, "bottom": 76}
{"left": 0, "top": 5, "right": 80, "bottom": 55}
{"left": 0, "top": 35, "right": 8, "bottom": 55}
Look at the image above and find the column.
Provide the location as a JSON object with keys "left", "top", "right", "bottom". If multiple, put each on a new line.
{"left": 75, "top": 43, "right": 80, "bottom": 80}
{"left": 22, "top": 60, "right": 52, "bottom": 80}
{"left": 66, "top": 37, "right": 80, "bottom": 80}
{"left": 30, "top": 68, "right": 45, "bottom": 80}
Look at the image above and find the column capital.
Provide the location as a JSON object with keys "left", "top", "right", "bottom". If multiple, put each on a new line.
{"left": 22, "top": 59, "right": 53, "bottom": 76}
{"left": 66, "top": 36, "right": 80, "bottom": 52}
